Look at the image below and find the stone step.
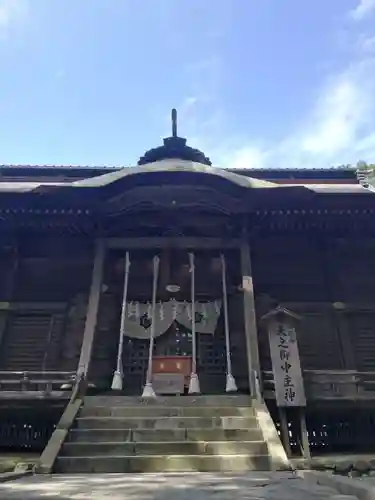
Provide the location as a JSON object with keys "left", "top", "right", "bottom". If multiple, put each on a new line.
{"left": 79, "top": 405, "right": 256, "bottom": 418}
{"left": 61, "top": 440, "right": 268, "bottom": 457}
{"left": 83, "top": 395, "right": 253, "bottom": 408}
{"left": 55, "top": 454, "right": 272, "bottom": 473}
{"left": 68, "top": 427, "right": 263, "bottom": 443}
{"left": 76, "top": 416, "right": 258, "bottom": 430}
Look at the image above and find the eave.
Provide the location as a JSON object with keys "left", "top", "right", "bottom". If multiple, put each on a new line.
{"left": 0, "top": 161, "right": 371, "bottom": 224}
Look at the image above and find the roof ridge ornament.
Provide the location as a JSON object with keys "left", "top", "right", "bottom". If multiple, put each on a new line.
{"left": 171, "top": 108, "right": 177, "bottom": 138}
{"left": 137, "top": 108, "right": 212, "bottom": 166}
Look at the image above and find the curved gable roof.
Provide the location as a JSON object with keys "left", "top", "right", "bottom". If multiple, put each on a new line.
{"left": 71, "top": 160, "right": 279, "bottom": 190}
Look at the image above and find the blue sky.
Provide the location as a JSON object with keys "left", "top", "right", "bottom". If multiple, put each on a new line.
{"left": 0, "top": 0, "right": 375, "bottom": 168}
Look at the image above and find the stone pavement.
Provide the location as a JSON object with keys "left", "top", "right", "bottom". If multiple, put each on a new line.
{"left": 0, "top": 472, "right": 358, "bottom": 499}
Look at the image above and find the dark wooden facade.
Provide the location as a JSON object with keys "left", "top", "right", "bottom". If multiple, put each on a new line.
{"left": 1, "top": 155, "right": 375, "bottom": 455}
{"left": 0, "top": 163, "right": 372, "bottom": 387}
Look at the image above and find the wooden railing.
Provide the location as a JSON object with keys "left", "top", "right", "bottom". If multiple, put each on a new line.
{"left": 0, "top": 371, "right": 77, "bottom": 398}
{"left": 262, "top": 369, "right": 375, "bottom": 400}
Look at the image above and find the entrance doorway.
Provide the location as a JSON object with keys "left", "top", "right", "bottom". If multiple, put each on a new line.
{"left": 92, "top": 246, "right": 242, "bottom": 395}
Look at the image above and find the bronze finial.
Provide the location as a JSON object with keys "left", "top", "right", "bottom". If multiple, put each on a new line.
{"left": 136, "top": 107, "right": 212, "bottom": 166}
{"left": 171, "top": 108, "right": 177, "bottom": 137}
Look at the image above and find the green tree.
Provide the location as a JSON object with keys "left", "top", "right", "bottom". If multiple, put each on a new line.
{"left": 356, "top": 161, "right": 375, "bottom": 187}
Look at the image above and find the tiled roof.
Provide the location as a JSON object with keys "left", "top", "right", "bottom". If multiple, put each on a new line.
{"left": 0, "top": 160, "right": 367, "bottom": 196}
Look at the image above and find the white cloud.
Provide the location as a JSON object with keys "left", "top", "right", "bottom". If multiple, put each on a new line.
{"left": 222, "top": 25, "right": 375, "bottom": 169}
{"left": 222, "top": 58, "right": 375, "bottom": 170}
{"left": 223, "top": 146, "right": 268, "bottom": 170}
{"left": 301, "top": 83, "right": 361, "bottom": 155}
{"left": 55, "top": 68, "right": 66, "bottom": 80}
{"left": 299, "top": 63, "right": 374, "bottom": 156}
{"left": 175, "top": 5, "right": 375, "bottom": 170}
{"left": 350, "top": 0, "right": 375, "bottom": 21}
{"left": 360, "top": 34, "right": 375, "bottom": 51}
{"left": 0, "top": 0, "right": 27, "bottom": 35}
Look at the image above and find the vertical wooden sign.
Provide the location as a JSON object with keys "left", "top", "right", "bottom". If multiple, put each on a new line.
{"left": 262, "top": 308, "right": 306, "bottom": 407}
{"left": 261, "top": 307, "right": 309, "bottom": 459}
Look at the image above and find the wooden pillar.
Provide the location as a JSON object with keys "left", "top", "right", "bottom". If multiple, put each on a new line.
{"left": 299, "top": 408, "right": 311, "bottom": 459}
{"left": 240, "top": 239, "right": 261, "bottom": 396}
{"left": 0, "top": 242, "right": 19, "bottom": 351}
{"left": 279, "top": 408, "right": 291, "bottom": 457}
{"left": 77, "top": 239, "right": 106, "bottom": 377}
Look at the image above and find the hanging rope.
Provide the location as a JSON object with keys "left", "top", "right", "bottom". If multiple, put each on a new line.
{"left": 111, "top": 251, "right": 131, "bottom": 390}
{"left": 142, "top": 255, "right": 160, "bottom": 398}
{"left": 188, "top": 252, "right": 200, "bottom": 394}
{"left": 221, "top": 253, "right": 237, "bottom": 392}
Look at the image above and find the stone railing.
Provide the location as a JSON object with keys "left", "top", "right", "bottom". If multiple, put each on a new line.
{"left": 262, "top": 369, "right": 375, "bottom": 400}
{"left": 0, "top": 371, "right": 77, "bottom": 398}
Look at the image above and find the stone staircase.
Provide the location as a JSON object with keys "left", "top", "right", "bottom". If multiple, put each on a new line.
{"left": 54, "top": 395, "right": 285, "bottom": 473}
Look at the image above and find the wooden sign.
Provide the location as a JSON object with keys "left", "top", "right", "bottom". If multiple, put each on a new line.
{"left": 261, "top": 308, "right": 306, "bottom": 408}
{"left": 268, "top": 322, "right": 306, "bottom": 407}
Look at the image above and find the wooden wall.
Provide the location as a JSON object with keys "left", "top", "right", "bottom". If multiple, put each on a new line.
{"left": 0, "top": 235, "right": 94, "bottom": 372}
{"left": 2, "top": 229, "right": 375, "bottom": 381}
{"left": 252, "top": 235, "right": 375, "bottom": 373}
{"left": 328, "top": 238, "right": 375, "bottom": 372}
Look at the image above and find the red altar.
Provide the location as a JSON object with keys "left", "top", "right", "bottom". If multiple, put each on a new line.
{"left": 152, "top": 356, "right": 192, "bottom": 390}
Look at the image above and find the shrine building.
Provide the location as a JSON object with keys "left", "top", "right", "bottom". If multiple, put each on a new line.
{"left": 1, "top": 109, "right": 375, "bottom": 473}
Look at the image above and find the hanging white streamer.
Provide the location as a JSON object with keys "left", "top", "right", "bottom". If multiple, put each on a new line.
{"left": 121, "top": 300, "right": 222, "bottom": 339}
{"left": 172, "top": 299, "right": 178, "bottom": 320}
{"left": 159, "top": 301, "right": 164, "bottom": 321}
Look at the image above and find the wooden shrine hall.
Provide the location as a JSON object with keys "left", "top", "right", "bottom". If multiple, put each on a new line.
{"left": 1, "top": 109, "right": 375, "bottom": 461}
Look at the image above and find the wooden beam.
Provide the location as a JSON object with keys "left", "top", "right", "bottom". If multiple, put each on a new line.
{"left": 106, "top": 237, "right": 241, "bottom": 249}
{"left": 240, "top": 239, "right": 261, "bottom": 396}
{"left": 108, "top": 213, "right": 234, "bottom": 228}
{"left": 281, "top": 301, "right": 375, "bottom": 313}
{"left": 77, "top": 239, "right": 105, "bottom": 376}
{"left": 0, "top": 302, "right": 67, "bottom": 311}
{"left": 0, "top": 391, "right": 70, "bottom": 400}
